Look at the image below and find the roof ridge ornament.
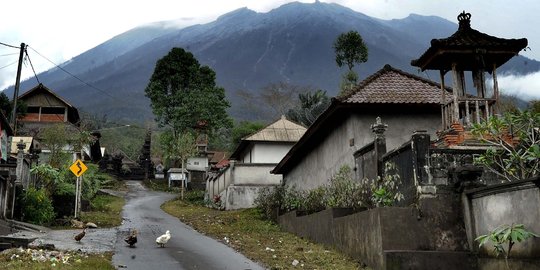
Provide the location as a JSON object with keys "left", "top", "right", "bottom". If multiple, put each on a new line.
{"left": 458, "top": 11, "right": 471, "bottom": 30}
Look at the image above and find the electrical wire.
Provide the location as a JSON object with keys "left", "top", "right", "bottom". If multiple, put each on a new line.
{"left": 0, "top": 41, "right": 19, "bottom": 49}
{"left": 27, "top": 45, "right": 120, "bottom": 101}
{"left": 24, "top": 49, "right": 40, "bottom": 84}
{"left": 0, "top": 52, "right": 18, "bottom": 57}
{"left": 0, "top": 60, "right": 18, "bottom": 70}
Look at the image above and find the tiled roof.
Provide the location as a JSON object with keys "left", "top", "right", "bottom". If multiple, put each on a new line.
{"left": 411, "top": 12, "right": 527, "bottom": 71}
{"left": 338, "top": 64, "right": 451, "bottom": 104}
{"left": 244, "top": 115, "right": 307, "bottom": 142}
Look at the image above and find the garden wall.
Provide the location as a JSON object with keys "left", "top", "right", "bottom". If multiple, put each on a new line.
{"left": 464, "top": 176, "right": 540, "bottom": 269}
{"left": 278, "top": 206, "right": 476, "bottom": 270}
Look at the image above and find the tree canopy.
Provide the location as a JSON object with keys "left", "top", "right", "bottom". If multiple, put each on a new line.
{"left": 334, "top": 30, "right": 368, "bottom": 71}
{"left": 144, "top": 47, "right": 232, "bottom": 136}
{"left": 286, "top": 89, "right": 330, "bottom": 127}
{"left": 334, "top": 30, "right": 368, "bottom": 96}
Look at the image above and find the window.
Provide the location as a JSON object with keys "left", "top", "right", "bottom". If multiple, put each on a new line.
{"left": 41, "top": 107, "right": 65, "bottom": 114}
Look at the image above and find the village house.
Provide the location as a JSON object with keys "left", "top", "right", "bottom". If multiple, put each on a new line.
{"left": 272, "top": 64, "right": 450, "bottom": 191}
{"left": 15, "top": 83, "right": 104, "bottom": 164}
{"left": 206, "top": 116, "right": 306, "bottom": 210}
{"left": 17, "top": 83, "right": 80, "bottom": 135}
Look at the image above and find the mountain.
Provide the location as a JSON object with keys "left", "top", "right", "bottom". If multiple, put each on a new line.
{"left": 4, "top": 1, "right": 539, "bottom": 122}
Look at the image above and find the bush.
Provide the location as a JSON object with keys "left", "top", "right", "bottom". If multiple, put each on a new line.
{"left": 301, "top": 187, "right": 326, "bottom": 214}
{"left": 184, "top": 190, "right": 205, "bottom": 205}
{"left": 20, "top": 188, "right": 55, "bottom": 225}
{"left": 255, "top": 164, "right": 404, "bottom": 221}
{"left": 82, "top": 164, "right": 114, "bottom": 200}
{"left": 281, "top": 185, "right": 305, "bottom": 213}
{"left": 324, "top": 166, "right": 364, "bottom": 210}
{"left": 254, "top": 186, "right": 285, "bottom": 221}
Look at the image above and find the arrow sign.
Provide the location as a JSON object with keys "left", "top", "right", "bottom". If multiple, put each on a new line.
{"left": 70, "top": 159, "right": 88, "bottom": 177}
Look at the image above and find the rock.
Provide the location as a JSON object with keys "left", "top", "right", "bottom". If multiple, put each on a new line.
{"left": 292, "top": 259, "right": 299, "bottom": 266}
{"left": 85, "top": 222, "right": 98, "bottom": 228}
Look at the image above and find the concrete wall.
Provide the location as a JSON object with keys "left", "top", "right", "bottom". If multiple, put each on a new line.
{"left": 225, "top": 186, "right": 266, "bottom": 210}
{"left": 232, "top": 164, "right": 282, "bottom": 185}
{"left": 186, "top": 156, "right": 208, "bottom": 171}
{"left": 284, "top": 112, "right": 440, "bottom": 190}
{"left": 278, "top": 207, "right": 475, "bottom": 270}
{"left": 251, "top": 143, "right": 293, "bottom": 164}
{"left": 466, "top": 178, "right": 540, "bottom": 259}
{"left": 240, "top": 142, "right": 294, "bottom": 164}
{"left": 206, "top": 163, "right": 282, "bottom": 209}
{"left": 207, "top": 167, "right": 233, "bottom": 200}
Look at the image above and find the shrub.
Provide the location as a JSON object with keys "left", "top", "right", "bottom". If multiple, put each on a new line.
{"left": 254, "top": 163, "right": 404, "bottom": 221}
{"left": 301, "top": 187, "right": 326, "bottom": 214}
{"left": 20, "top": 188, "right": 55, "bottom": 225}
{"left": 184, "top": 190, "right": 205, "bottom": 205}
{"left": 82, "top": 164, "right": 113, "bottom": 200}
{"left": 472, "top": 110, "right": 540, "bottom": 182}
{"left": 254, "top": 186, "right": 285, "bottom": 221}
{"left": 324, "top": 166, "right": 364, "bottom": 210}
{"left": 369, "top": 162, "right": 404, "bottom": 207}
{"left": 281, "top": 185, "right": 305, "bottom": 213}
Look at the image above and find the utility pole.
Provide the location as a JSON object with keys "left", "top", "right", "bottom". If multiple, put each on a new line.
{"left": 11, "top": 42, "right": 26, "bottom": 135}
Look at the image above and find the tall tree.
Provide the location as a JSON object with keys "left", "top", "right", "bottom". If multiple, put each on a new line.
{"left": 334, "top": 30, "right": 368, "bottom": 96}
{"left": 144, "top": 47, "right": 232, "bottom": 136}
{"left": 145, "top": 48, "right": 232, "bottom": 172}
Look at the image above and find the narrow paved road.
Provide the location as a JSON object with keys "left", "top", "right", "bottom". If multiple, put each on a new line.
{"left": 112, "top": 181, "right": 265, "bottom": 270}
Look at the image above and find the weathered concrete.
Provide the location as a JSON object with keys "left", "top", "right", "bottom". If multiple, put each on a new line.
{"left": 465, "top": 177, "right": 540, "bottom": 258}
{"left": 283, "top": 112, "right": 441, "bottom": 191}
{"left": 279, "top": 206, "right": 476, "bottom": 270}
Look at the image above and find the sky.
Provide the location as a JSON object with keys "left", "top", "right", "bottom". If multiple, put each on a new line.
{"left": 1, "top": 0, "right": 539, "bottom": 99}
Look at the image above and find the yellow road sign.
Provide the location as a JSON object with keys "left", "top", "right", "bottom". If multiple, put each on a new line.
{"left": 70, "top": 159, "right": 88, "bottom": 177}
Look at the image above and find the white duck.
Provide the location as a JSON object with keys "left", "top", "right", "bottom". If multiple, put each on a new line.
{"left": 156, "top": 230, "right": 171, "bottom": 247}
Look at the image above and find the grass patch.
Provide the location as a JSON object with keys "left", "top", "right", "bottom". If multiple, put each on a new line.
{"left": 0, "top": 250, "right": 114, "bottom": 270}
{"left": 162, "top": 199, "right": 368, "bottom": 270}
{"left": 142, "top": 179, "right": 175, "bottom": 192}
{"left": 100, "top": 178, "right": 128, "bottom": 191}
{"left": 79, "top": 195, "right": 125, "bottom": 228}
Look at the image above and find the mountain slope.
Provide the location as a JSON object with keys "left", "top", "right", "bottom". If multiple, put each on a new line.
{"left": 5, "top": 1, "right": 539, "bottom": 122}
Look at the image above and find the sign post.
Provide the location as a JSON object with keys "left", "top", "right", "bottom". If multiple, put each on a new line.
{"left": 69, "top": 159, "right": 88, "bottom": 218}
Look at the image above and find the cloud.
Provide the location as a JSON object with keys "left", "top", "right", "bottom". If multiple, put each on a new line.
{"left": 496, "top": 72, "right": 540, "bottom": 101}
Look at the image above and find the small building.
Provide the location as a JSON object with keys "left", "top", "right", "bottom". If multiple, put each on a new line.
{"left": 15, "top": 83, "right": 81, "bottom": 164}
{"left": 17, "top": 83, "right": 80, "bottom": 136}
{"left": 272, "top": 64, "right": 450, "bottom": 191}
{"left": 206, "top": 116, "right": 306, "bottom": 210}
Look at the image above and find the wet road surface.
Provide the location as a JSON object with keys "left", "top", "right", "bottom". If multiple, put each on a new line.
{"left": 111, "top": 181, "right": 265, "bottom": 270}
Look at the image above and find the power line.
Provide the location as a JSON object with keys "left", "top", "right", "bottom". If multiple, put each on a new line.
{"left": 0, "top": 60, "right": 18, "bottom": 70}
{"left": 27, "top": 45, "right": 120, "bottom": 101}
{"left": 0, "top": 41, "right": 19, "bottom": 49}
{"left": 24, "top": 49, "right": 40, "bottom": 84}
{"left": 0, "top": 52, "right": 19, "bottom": 57}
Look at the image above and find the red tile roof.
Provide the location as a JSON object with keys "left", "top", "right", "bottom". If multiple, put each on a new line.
{"left": 338, "top": 64, "right": 451, "bottom": 104}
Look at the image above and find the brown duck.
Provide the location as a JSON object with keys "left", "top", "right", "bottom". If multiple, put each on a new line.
{"left": 124, "top": 229, "right": 138, "bottom": 247}
{"left": 74, "top": 228, "right": 86, "bottom": 242}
